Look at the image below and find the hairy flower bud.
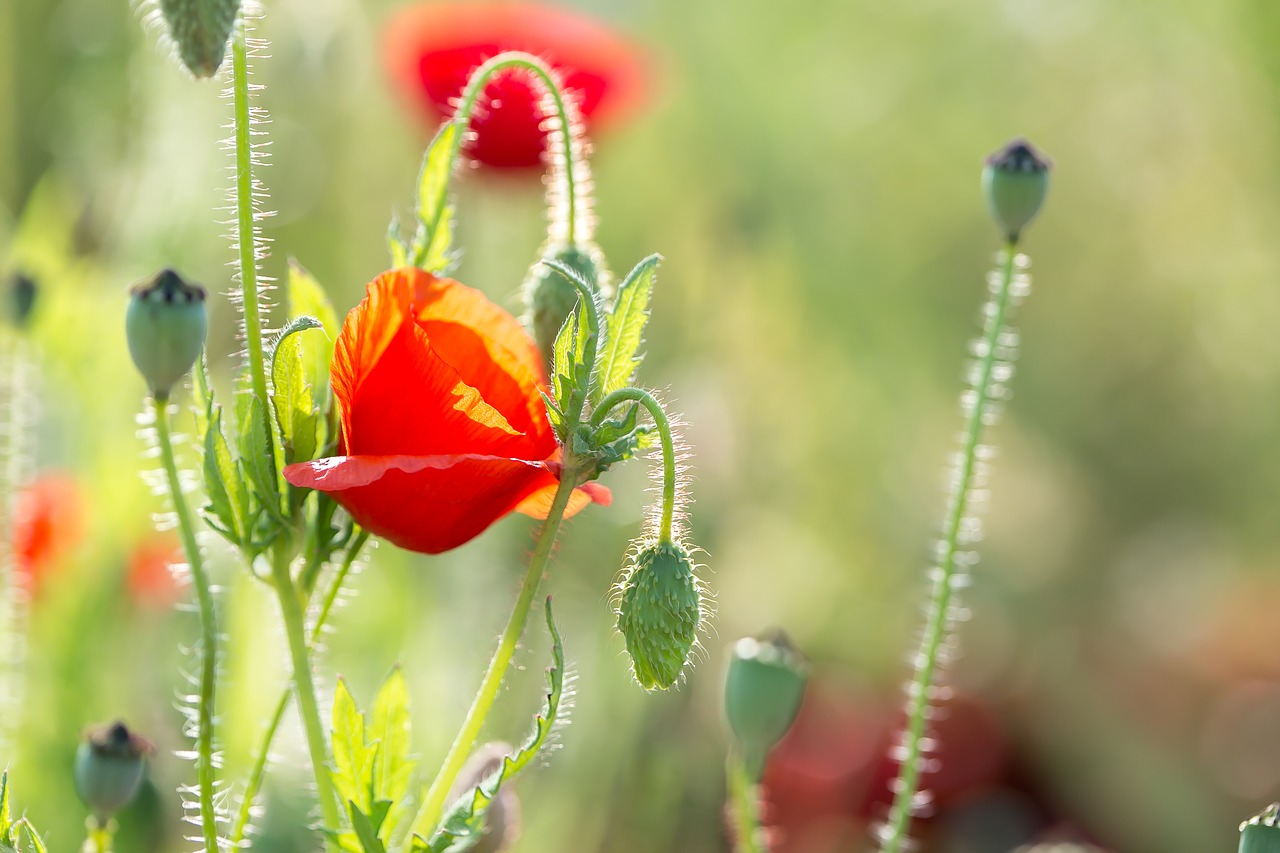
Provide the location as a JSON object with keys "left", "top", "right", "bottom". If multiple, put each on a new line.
{"left": 616, "top": 539, "right": 703, "bottom": 691}
{"left": 158, "top": 0, "right": 242, "bottom": 78}
{"left": 982, "top": 138, "right": 1051, "bottom": 243}
{"left": 447, "top": 742, "right": 521, "bottom": 853}
{"left": 74, "top": 721, "right": 153, "bottom": 819}
{"left": 1241, "top": 804, "right": 1280, "bottom": 853}
{"left": 7, "top": 272, "right": 36, "bottom": 329}
{"left": 126, "top": 268, "right": 208, "bottom": 400}
{"left": 724, "top": 631, "right": 807, "bottom": 782}
{"left": 523, "top": 241, "right": 608, "bottom": 361}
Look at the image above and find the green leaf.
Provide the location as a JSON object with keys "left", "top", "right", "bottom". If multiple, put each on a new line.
{"left": 551, "top": 305, "right": 581, "bottom": 412}
{"left": 202, "top": 403, "right": 247, "bottom": 544}
{"left": 387, "top": 215, "right": 407, "bottom": 269}
{"left": 426, "top": 598, "right": 566, "bottom": 852}
{"left": 0, "top": 772, "right": 10, "bottom": 835}
{"left": 349, "top": 803, "right": 388, "bottom": 853}
{"left": 410, "top": 122, "right": 459, "bottom": 273}
{"left": 270, "top": 317, "right": 325, "bottom": 467}
{"left": 236, "top": 393, "right": 283, "bottom": 521}
{"left": 593, "top": 254, "right": 660, "bottom": 405}
{"left": 286, "top": 260, "right": 339, "bottom": 398}
{"left": 331, "top": 678, "right": 376, "bottom": 816}
{"left": 370, "top": 667, "right": 416, "bottom": 841}
{"left": 15, "top": 821, "right": 45, "bottom": 853}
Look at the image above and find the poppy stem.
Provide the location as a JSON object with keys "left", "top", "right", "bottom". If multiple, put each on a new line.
{"left": 151, "top": 397, "right": 221, "bottom": 853}
{"left": 878, "top": 244, "right": 1027, "bottom": 853}
{"left": 404, "top": 473, "right": 579, "bottom": 846}
{"left": 726, "top": 750, "right": 768, "bottom": 853}
{"left": 591, "top": 387, "right": 678, "bottom": 543}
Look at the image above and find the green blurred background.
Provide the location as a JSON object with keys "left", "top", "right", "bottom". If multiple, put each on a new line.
{"left": 5, "top": 0, "right": 1280, "bottom": 850}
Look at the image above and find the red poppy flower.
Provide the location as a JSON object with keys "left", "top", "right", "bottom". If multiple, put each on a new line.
{"left": 127, "top": 533, "right": 182, "bottom": 609}
{"left": 12, "top": 474, "right": 84, "bottom": 598}
{"left": 284, "top": 268, "right": 608, "bottom": 554}
{"left": 382, "top": 3, "right": 647, "bottom": 169}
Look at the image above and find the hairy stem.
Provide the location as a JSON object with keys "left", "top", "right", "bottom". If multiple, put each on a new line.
{"left": 727, "top": 751, "right": 767, "bottom": 853}
{"left": 153, "top": 398, "right": 220, "bottom": 852}
{"left": 878, "top": 244, "right": 1020, "bottom": 853}
{"left": 591, "top": 387, "right": 678, "bottom": 543}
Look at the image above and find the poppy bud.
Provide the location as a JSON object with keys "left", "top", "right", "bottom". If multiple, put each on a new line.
{"left": 1241, "top": 805, "right": 1280, "bottom": 853}
{"left": 724, "top": 631, "right": 807, "bottom": 782}
{"left": 8, "top": 272, "right": 36, "bottom": 329}
{"left": 523, "top": 241, "right": 607, "bottom": 361}
{"left": 125, "top": 268, "right": 208, "bottom": 400}
{"left": 616, "top": 539, "right": 704, "bottom": 691}
{"left": 157, "top": 0, "right": 242, "bottom": 78}
{"left": 74, "top": 721, "right": 153, "bottom": 819}
{"left": 447, "top": 742, "right": 521, "bottom": 853}
{"left": 982, "top": 138, "right": 1051, "bottom": 243}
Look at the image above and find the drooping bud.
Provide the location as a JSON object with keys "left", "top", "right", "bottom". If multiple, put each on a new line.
{"left": 982, "top": 138, "right": 1051, "bottom": 244}
{"left": 724, "top": 631, "right": 807, "bottom": 782}
{"left": 125, "top": 268, "right": 208, "bottom": 400}
{"left": 7, "top": 272, "right": 37, "bottom": 329}
{"left": 447, "top": 742, "right": 521, "bottom": 853}
{"left": 616, "top": 539, "right": 703, "bottom": 691}
{"left": 158, "top": 0, "right": 242, "bottom": 79}
{"left": 1241, "top": 804, "right": 1280, "bottom": 853}
{"left": 74, "top": 721, "right": 153, "bottom": 819}
{"left": 523, "top": 241, "right": 608, "bottom": 361}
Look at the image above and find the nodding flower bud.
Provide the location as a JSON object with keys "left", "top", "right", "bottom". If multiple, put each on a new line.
{"left": 616, "top": 539, "right": 704, "bottom": 691}
{"left": 982, "top": 138, "right": 1051, "bottom": 244}
{"left": 74, "top": 721, "right": 153, "bottom": 819}
{"left": 724, "top": 631, "right": 807, "bottom": 782}
{"left": 7, "top": 272, "right": 37, "bottom": 329}
{"left": 1241, "top": 804, "right": 1280, "bottom": 853}
{"left": 126, "top": 268, "right": 208, "bottom": 400}
{"left": 523, "top": 241, "right": 608, "bottom": 362}
{"left": 447, "top": 742, "right": 521, "bottom": 853}
{"left": 158, "top": 0, "right": 242, "bottom": 78}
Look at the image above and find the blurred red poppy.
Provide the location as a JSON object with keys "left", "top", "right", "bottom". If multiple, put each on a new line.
{"left": 284, "top": 268, "right": 608, "bottom": 554}
{"left": 382, "top": 3, "right": 647, "bottom": 169}
{"left": 12, "top": 474, "right": 84, "bottom": 598}
{"left": 126, "top": 533, "right": 182, "bottom": 609}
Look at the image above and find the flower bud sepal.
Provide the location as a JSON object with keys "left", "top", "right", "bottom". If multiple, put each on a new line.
{"left": 616, "top": 538, "right": 706, "bottom": 691}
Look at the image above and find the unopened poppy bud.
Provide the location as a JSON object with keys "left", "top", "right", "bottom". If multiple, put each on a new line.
{"left": 1241, "top": 804, "right": 1280, "bottom": 853}
{"left": 982, "top": 138, "right": 1051, "bottom": 243}
{"left": 724, "top": 631, "right": 807, "bottom": 782}
{"left": 74, "top": 721, "right": 153, "bottom": 819}
{"left": 447, "top": 742, "right": 520, "bottom": 853}
{"left": 158, "top": 0, "right": 242, "bottom": 78}
{"left": 126, "top": 268, "right": 208, "bottom": 400}
{"left": 523, "top": 241, "right": 607, "bottom": 360}
{"left": 8, "top": 272, "right": 36, "bottom": 329}
{"left": 616, "top": 539, "right": 704, "bottom": 691}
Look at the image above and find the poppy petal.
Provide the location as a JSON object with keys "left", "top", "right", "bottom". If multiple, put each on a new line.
{"left": 514, "top": 480, "right": 612, "bottom": 520}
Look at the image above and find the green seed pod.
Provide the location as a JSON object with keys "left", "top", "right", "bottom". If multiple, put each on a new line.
{"left": 74, "top": 721, "right": 152, "bottom": 819}
{"left": 126, "top": 268, "right": 208, "bottom": 400}
{"left": 158, "top": 0, "right": 242, "bottom": 79}
{"left": 982, "top": 138, "right": 1051, "bottom": 244}
{"left": 724, "top": 631, "right": 807, "bottom": 782}
{"left": 616, "top": 539, "right": 703, "bottom": 691}
{"left": 523, "top": 241, "right": 608, "bottom": 362}
{"left": 1241, "top": 805, "right": 1280, "bottom": 853}
{"left": 447, "top": 742, "right": 521, "bottom": 853}
{"left": 7, "top": 272, "right": 36, "bottom": 329}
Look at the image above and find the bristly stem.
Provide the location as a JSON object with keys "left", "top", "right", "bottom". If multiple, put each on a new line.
{"left": 727, "top": 751, "right": 767, "bottom": 853}
{"left": 591, "top": 387, "right": 678, "bottom": 543}
{"left": 878, "top": 244, "right": 1024, "bottom": 853}
{"left": 403, "top": 474, "right": 578, "bottom": 846}
{"left": 152, "top": 397, "right": 220, "bottom": 853}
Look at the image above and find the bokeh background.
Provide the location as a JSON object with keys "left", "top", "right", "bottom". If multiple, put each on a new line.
{"left": 5, "top": 0, "right": 1280, "bottom": 850}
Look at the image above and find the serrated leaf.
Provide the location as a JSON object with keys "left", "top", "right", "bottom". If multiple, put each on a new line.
{"left": 540, "top": 390, "right": 564, "bottom": 432}
{"left": 286, "top": 260, "right": 339, "bottom": 398}
{"left": 203, "top": 403, "right": 247, "bottom": 544}
{"left": 370, "top": 667, "right": 415, "bottom": 841}
{"left": 349, "top": 803, "right": 388, "bottom": 853}
{"left": 387, "top": 215, "right": 408, "bottom": 268}
{"left": 593, "top": 254, "right": 660, "bottom": 405}
{"left": 270, "top": 318, "right": 324, "bottom": 466}
{"left": 410, "top": 122, "right": 460, "bottom": 273}
{"left": 193, "top": 352, "right": 214, "bottom": 442}
{"left": 426, "top": 598, "right": 566, "bottom": 852}
{"left": 0, "top": 772, "right": 10, "bottom": 834}
{"left": 16, "top": 821, "right": 45, "bottom": 853}
{"left": 331, "top": 679, "right": 376, "bottom": 815}
{"left": 237, "top": 393, "right": 282, "bottom": 520}
{"left": 551, "top": 305, "right": 581, "bottom": 412}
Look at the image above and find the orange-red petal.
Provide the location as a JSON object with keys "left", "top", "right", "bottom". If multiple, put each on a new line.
{"left": 514, "top": 480, "right": 612, "bottom": 520}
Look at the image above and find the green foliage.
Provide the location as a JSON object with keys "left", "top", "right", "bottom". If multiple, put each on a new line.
{"left": 270, "top": 315, "right": 325, "bottom": 470}
{"left": 327, "top": 669, "right": 417, "bottom": 851}
{"left": 592, "top": 255, "right": 660, "bottom": 406}
{"left": 573, "top": 403, "right": 654, "bottom": 479}
{"left": 0, "top": 773, "right": 47, "bottom": 853}
{"left": 407, "top": 122, "right": 460, "bottom": 273}
{"left": 416, "top": 598, "right": 566, "bottom": 852}
{"left": 285, "top": 260, "right": 339, "bottom": 394}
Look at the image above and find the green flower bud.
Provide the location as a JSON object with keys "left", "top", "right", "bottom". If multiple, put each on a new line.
{"left": 1241, "top": 805, "right": 1280, "bottom": 853}
{"left": 616, "top": 539, "right": 704, "bottom": 691}
{"left": 158, "top": 0, "right": 242, "bottom": 79}
{"left": 724, "top": 631, "right": 807, "bottom": 782}
{"left": 7, "top": 272, "right": 36, "bottom": 329}
{"left": 523, "top": 241, "right": 608, "bottom": 362}
{"left": 982, "top": 138, "right": 1051, "bottom": 243}
{"left": 447, "top": 742, "right": 521, "bottom": 853}
{"left": 126, "top": 268, "right": 208, "bottom": 400}
{"left": 74, "top": 721, "right": 153, "bottom": 819}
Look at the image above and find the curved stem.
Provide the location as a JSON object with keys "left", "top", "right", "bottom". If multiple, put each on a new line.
{"left": 269, "top": 545, "right": 341, "bottom": 842}
{"left": 403, "top": 475, "right": 578, "bottom": 847}
{"left": 879, "top": 244, "right": 1020, "bottom": 853}
{"left": 726, "top": 751, "right": 766, "bottom": 853}
{"left": 153, "top": 399, "right": 220, "bottom": 853}
{"left": 230, "top": 531, "right": 370, "bottom": 847}
{"left": 591, "top": 388, "right": 677, "bottom": 543}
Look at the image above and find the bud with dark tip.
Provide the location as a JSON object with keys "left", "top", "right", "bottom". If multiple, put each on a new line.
{"left": 158, "top": 0, "right": 242, "bottom": 79}
{"left": 523, "top": 241, "right": 608, "bottom": 361}
{"left": 447, "top": 742, "right": 521, "bottom": 853}
{"left": 8, "top": 272, "right": 36, "bottom": 329}
{"left": 982, "top": 138, "right": 1051, "bottom": 243}
{"left": 125, "top": 268, "right": 208, "bottom": 400}
{"left": 1241, "top": 804, "right": 1280, "bottom": 853}
{"left": 724, "top": 631, "right": 807, "bottom": 782}
{"left": 74, "top": 721, "right": 153, "bottom": 819}
{"left": 616, "top": 539, "right": 704, "bottom": 691}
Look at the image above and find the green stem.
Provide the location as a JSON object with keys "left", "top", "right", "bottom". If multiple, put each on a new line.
{"left": 879, "top": 244, "right": 1020, "bottom": 853}
{"left": 230, "top": 532, "right": 370, "bottom": 846}
{"left": 84, "top": 817, "right": 114, "bottom": 853}
{"left": 403, "top": 475, "right": 579, "bottom": 846}
{"left": 269, "top": 545, "right": 341, "bottom": 841}
{"left": 727, "top": 751, "right": 766, "bottom": 853}
{"left": 591, "top": 388, "right": 678, "bottom": 543}
{"left": 153, "top": 399, "right": 220, "bottom": 853}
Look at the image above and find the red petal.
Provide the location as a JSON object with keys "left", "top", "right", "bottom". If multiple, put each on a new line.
{"left": 514, "top": 480, "right": 612, "bottom": 520}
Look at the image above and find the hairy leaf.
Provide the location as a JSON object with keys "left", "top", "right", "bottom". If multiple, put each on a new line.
{"left": 202, "top": 404, "right": 246, "bottom": 544}
{"left": 593, "top": 254, "right": 660, "bottom": 405}
{"left": 410, "top": 122, "right": 459, "bottom": 273}
{"left": 331, "top": 679, "right": 376, "bottom": 816}
{"left": 270, "top": 317, "right": 325, "bottom": 467}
